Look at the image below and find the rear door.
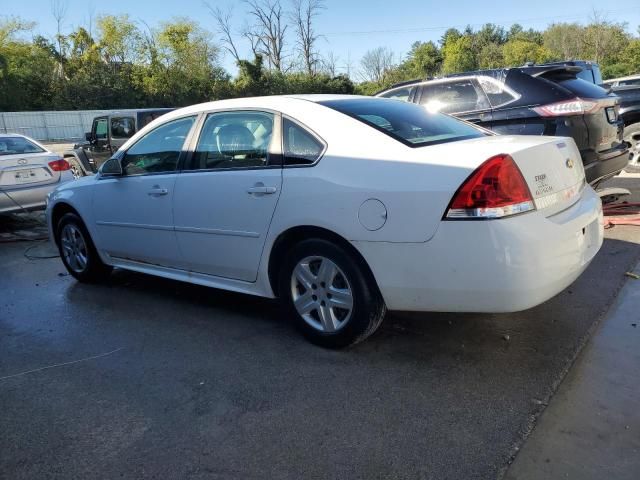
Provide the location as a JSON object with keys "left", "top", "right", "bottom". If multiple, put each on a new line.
{"left": 172, "top": 110, "right": 282, "bottom": 281}
{"left": 417, "top": 78, "right": 493, "bottom": 126}
{"left": 0, "top": 137, "right": 59, "bottom": 189}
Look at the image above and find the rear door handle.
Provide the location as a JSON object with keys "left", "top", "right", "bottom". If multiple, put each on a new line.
{"left": 148, "top": 186, "right": 169, "bottom": 196}
{"left": 247, "top": 186, "right": 277, "bottom": 195}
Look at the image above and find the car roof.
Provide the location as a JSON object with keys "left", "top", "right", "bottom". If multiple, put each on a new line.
{"left": 603, "top": 73, "right": 640, "bottom": 83}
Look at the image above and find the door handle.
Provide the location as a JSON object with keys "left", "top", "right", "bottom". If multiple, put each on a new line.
{"left": 148, "top": 186, "right": 169, "bottom": 196}
{"left": 247, "top": 185, "right": 277, "bottom": 195}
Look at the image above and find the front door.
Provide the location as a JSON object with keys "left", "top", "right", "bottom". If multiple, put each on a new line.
{"left": 417, "top": 79, "right": 493, "bottom": 126}
{"left": 172, "top": 110, "right": 282, "bottom": 282}
{"left": 86, "top": 117, "right": 112, "bottom": 170}
{"left": 92, "top": 115, "right": 197, "bottom": 267}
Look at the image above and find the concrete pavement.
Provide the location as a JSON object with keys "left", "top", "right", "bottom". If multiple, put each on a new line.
{"left": 504, "top": 261, "right": 640, "bottom": 480}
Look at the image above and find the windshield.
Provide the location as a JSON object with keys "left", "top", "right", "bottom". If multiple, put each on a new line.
{"left": 319, "top": 98, "right": 486, "bottom": 147}
{"left": 0, "top": 136, "right": 45, "bottom": 156}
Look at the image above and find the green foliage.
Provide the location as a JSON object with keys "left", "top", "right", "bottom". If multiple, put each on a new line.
{"left": 441, "top": 36, "right": 477, "bottom": 74}
{"left": 1, "top": 13, "right": 639, "bottom": 111}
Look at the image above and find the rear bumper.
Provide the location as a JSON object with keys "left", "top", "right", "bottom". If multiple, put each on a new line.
{"left": 353, "top": 187, "right": 604, "bottom": 313}
{"left": 0, "top": 173, "right": 72, "bottom": 214}
{"left": 582, "top": 144, "right": 629, "bottom": 185}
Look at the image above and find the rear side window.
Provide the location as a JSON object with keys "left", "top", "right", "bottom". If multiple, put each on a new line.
{"left": 419, "top": 79, "right": 490, "bottom": 114}
{"left": 122, "top": 116, "right": 196, "bottom": 175}
{"left": 111, "top": 117, "right": 135, "bottom": 139}
{"left": 478, "top": 77, "right": 519, "bottom": 107}
{"left": 319, "top": 98, "right": 485, "bottom": 148}
{"left": 0, "top": 137, "right": 44, "bottom": 156}
{"left": 619, "top": 79, "right": 640, "bottom": 87}
{"left": 378, "top": 86, "right": 415, "bottom": 102}
{"left": 554, "top": 77, "right": 610, "bottom": 99}
{"left": 283, "top": 118, "right": 324, "bottom": 165}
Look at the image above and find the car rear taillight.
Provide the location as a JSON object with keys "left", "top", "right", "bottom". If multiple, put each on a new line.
{"left": 445, "top": 154, "right": 535, "bottom": 219}
{"left": 533, "top": 98, "right": 598, "bottom": 117}
{"left": 48, "top": 158, "right": 71, "bottom": 171}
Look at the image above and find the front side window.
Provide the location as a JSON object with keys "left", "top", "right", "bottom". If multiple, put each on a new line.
{"left": 0, "top": 137, "right": 44, "bottom": 156}
{"left": 419, "top": 79, "right": 490, "bottom": 113}
{"left": 94, "top": 118, "right": 108, "bottom": 139}
{"left": 319, "top": 98, "right": 485, "bottom": 148}
{"left": 283, "top": 118, "right": 324, "bottom": 165}
{"left": 111, "top": 117, "right": 135, "bottom": 139}
{"left": 121, "top": 116, "right": 196, "bottom": 176}
{"left": 378, "top": 86, "right": 415, "bottom": 102}
{"left": 619, "top": 79, "right": 640, "bottom": 86}
{"left": 188, "top": 111, "right": 274, "bottom": 170}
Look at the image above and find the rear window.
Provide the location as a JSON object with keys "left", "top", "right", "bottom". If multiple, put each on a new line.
{"left": 0, "top": 137, "right": 45, "bottom": 156}
{"left": 318, "top": 98, "right": 485, "bottom": 148}
{"left": 550, "top": 77, "right": 610, "bottom": 99}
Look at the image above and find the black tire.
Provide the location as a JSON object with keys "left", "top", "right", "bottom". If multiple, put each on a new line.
{"left": 279, "top": 238, "right": 386, "bottom": 348}
{"left": 623, "top": 122, "right": 640, "bottom": 173}
{"left": 55, "top": 213, "right": 112, "bottom": 282}
{"left": 67, "top": 157, "right": 86, "bottom": 179}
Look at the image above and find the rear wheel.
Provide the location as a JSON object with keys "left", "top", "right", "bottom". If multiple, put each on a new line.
{"left": 279, "top": 238, "right": 386, "bottom": 348}
{"left": 56, "top": 213, "right": 111, "bottom": 282}
{"left": 623, "top": 123, "right": 640, "bottom": 173}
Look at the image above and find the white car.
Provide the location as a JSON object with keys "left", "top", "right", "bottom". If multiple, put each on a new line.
{"left": 46, "top": 95, "right": 604, "bottom": 347}
{"left": 0, "top": 134, "right": 74, "bottom": 214}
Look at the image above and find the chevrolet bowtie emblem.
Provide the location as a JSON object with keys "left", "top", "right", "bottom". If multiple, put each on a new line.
{"left": 566, "top": 158, "right": 574, "bottom": 168}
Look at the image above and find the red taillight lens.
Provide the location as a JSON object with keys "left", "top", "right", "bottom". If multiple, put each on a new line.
{"left": 48, "top": 158, "right": 70, "bottom": 172}
{"left": 446, "top": 154, "right": 535, "bottom": 219}
{"left": 533, "top": 97, "right": 599, "bottom": 117}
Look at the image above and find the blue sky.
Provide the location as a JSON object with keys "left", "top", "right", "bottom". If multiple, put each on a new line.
{"left": 4, "top": 0, "right": 640, "bottom": 76}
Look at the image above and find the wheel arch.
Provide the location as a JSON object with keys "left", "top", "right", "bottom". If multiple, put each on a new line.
{"left": 267, "top": 225, "right": 380, "bottom": 298}
{"left": 50, "top": 202, "right": 81, "bottom": 245}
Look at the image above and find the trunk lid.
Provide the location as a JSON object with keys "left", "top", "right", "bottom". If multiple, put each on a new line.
{"left": 448, "top": 135, "right": 586, "bottom": 217}
{"left": 0, "top": 152, "right": 61, "bottom": 188}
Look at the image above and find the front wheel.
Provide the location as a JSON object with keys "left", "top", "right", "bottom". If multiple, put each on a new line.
{"left": 279, "top": 239, "right": 386, "bottom": 348}
{"left": 56, "top": 213, "right": 111, "bottom": 282}
{"left": 68, "top": 157, "right": 86, "bottom": 179}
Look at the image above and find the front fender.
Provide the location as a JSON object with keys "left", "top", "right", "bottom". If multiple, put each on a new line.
{"left": 63, "top": 148, "right": 96, "bottom": 174}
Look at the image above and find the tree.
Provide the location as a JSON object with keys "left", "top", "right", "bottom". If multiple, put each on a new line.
{"left": 441, "top": 35, "right": 476, "bottom": 74}
{"left": 97, "top": 15, "right": 142, "bottom": 65}
{"left": 403, "top": 41, "right": 442, "bottom": 78}
{"left": 244, "top": 0, "right": 288, "bottom": 71}
{"left": 291, "top": 0, "right": 325, "bottom": 75}
{"left": 544, "top": 23, "right": 584, "bottom": 60}
{"left": 502, "top": 39, "right": 552, "bottom": 66}
{"left": 360, "top": 46, "right": 395, "bottom": 82}
{"left": 205, "top": 3, "right": 241, "bottom": 64}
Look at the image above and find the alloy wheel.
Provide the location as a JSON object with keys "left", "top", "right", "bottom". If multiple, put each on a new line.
{"left": 290, "top": 256, "right": 354, "bottom": 333}
{"left": 60, "top": 223, "right": 88, "bottom": 273}
{"left": 625, "top": 130, "right": 640, "bottom": 168}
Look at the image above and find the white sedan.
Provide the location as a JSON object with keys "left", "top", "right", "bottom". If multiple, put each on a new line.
{"left": 46, "top": 95, "right": 604, "bottom": 347}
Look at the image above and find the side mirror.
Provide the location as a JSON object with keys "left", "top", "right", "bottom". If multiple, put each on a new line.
{"left": 100, "top": 157, "right": 123, "bottom": 176}
{"left": 85, "top": 132, "right": 93, "bottom": 141}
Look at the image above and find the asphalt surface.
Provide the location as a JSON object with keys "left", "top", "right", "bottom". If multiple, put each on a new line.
{"left": 1, "top": 182, "right": 639, "bottom": 480}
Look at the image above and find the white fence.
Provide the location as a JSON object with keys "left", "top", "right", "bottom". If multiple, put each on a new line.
{"left": 0, "top": 110, "right": 119, "bottom": 142}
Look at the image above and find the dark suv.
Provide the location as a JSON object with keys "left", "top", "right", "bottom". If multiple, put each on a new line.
{"left": 63, "top": 108, "right": 173, "bottom": 177}
{"left": 376, "top": 65, "right": 628, "bottom": 186}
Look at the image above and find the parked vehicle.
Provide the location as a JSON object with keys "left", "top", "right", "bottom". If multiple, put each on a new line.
{"left": 47, "top": 96, "right": 603, "bottom": 347}
{"left": 376, "top": 65, "right": 628, "bottom": 186}
{"left": 63, "top": 108, "right": 173, "bottom": 178}
{"left": 602, "top": 75, "right": 640, "bottom": 172}
{"left": 0, "top": 134, "right": 73, "bottom": 214}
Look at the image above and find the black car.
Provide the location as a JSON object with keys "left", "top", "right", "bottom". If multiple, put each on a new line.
{"left": 376, "top": 65, "right": 628, "bottom": 186}
{"left": 63, "top": 108, "right": 174, "bottom": 177}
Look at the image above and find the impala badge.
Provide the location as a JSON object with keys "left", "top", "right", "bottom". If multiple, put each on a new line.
{"left": 566, "top": 158, "right": 574, "bottom": 169}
